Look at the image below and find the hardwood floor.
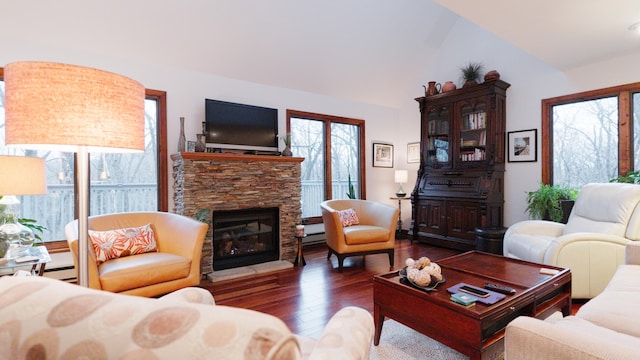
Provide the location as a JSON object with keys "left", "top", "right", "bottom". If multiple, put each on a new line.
{"left": 199, "top": 238, "right": 459, "bottom": 338}
{"left": 199, "top": 238, "right": 584, "bottom": 339}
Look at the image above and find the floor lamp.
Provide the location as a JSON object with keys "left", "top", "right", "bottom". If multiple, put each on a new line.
{"left": 4, "top": 62, "right": 145, "bottom": 287}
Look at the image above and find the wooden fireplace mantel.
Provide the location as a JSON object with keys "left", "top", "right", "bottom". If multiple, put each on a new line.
{"left": 171, "top": 152, "right": 304, "bottom": 163}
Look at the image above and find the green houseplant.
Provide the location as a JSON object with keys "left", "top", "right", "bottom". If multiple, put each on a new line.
{"left": 0, "top": 196, "right": 47, "bottom": 243}
{"left": 459, "top": 61, "right": 484, "bottom": 87}
{"left": 610, "top": 171, "right": 640, "bottom": 184}
{"left": 193, "top": 208, "right": 212, "bottom": 226}
{"left": 346, "top": 173, "right": 357, "bottom": 199}
{"left": 525, "top": 183, "right": 578, "bottom": 223}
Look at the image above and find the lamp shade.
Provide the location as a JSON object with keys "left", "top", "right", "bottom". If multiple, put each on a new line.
{"left": 3, "top": 61, "right": 145, "bottom": 286}
{"left": 4, "top": 62, "right": 145, "bottom": 153}
{"left": 395, "top": 170, "right": 408, "bottom": 184}
{"left": 0, "top": 155, "right": 47, "bottom": 196}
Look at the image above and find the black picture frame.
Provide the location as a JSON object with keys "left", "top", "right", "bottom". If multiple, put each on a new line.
{"left": 507, "top": 129, "right": 537, "bottom": 162}
{"left": 373, "top": 142, "right": 394, "bottom": 168}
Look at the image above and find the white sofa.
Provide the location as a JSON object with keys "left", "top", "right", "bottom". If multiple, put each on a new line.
{"left": 504, "top": 242, "right": 640, "bottom": 359}
{"left": 503, "top": 182, "right": 640, "bottom": 298}
{"left": 0, "top": 276, "right": 374, "bottom": 360}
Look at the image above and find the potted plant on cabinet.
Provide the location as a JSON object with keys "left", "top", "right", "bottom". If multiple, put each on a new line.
{"left": 459, "top": 62, "right": 484, "bottom": 87}
{"left": 525, "top": 183, "right": 578, "bottom": 223}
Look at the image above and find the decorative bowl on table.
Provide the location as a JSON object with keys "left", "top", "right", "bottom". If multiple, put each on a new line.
{"left": 399, "top": 267, "right": 445, "bottom": 291}
{"left": 399, "top": 256, "right": 445, "bottom": 292}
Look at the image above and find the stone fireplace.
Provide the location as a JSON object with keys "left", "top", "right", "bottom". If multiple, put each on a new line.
{"left": 171, "top": 152, "right": 303, "bottom": 276}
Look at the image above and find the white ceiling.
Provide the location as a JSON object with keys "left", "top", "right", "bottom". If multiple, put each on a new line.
{"left": 435, "top": 0, "right": 640, "bottom": 70}
{"left": 3, "top": 0, "right": 640, "bottom": 108}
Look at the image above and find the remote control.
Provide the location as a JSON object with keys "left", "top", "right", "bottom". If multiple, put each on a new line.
{"left": 458, "top": 285, "right": 491, "bottom": 298}
{"left": 484, "top": 283, "right": 516, "bottom": 295}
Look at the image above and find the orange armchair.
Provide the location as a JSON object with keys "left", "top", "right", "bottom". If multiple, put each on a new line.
{"left": 321, "top": 199, "right": 398, "bottom": 271}
{"left": 65, "top": 211, "right": 208, "bottom": 297}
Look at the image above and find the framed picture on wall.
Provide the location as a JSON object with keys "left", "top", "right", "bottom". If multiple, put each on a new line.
{"left": 407, "top": 142, "right": 420, "bottom": 163}
{"left": 507, "top": 129, "right": 537, "bottom": 162}
{"left": 373, "top": 142, "right": 394, "bottom": 168}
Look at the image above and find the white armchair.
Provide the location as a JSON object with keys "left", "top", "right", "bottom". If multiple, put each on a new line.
{"left": 504, "top": 182, "right": 640, "bottom": 299}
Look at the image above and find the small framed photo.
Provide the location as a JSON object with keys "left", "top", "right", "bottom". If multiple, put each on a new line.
{"left": 407, "top": 142, "right": 420, "bottom": 163}
{"left": 507, "top": 129, "right": 537, "bottom": 162}
{"left": 373, "top": 142, "right": 394, "bottom": 168}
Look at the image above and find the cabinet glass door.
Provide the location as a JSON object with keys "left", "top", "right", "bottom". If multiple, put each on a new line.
{"left": 459, "top": 102, "right": 488, "bottom": 163}
{"left": 426, "top": 106, "right": 450, "bottom": 167}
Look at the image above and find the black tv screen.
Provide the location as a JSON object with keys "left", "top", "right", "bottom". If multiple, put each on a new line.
{"left": 205, "top": 99, "right": 278, "bottom": 152}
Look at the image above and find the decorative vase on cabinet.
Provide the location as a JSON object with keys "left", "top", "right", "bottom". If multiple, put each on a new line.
{"left": 411, "top": 79, "right": 510, "bottom": 251}
{"left": 442, "top": 81, "right": 456, "bottom": 93}
{"left": 195, "top": 134, "right": 206, "bottom": 152}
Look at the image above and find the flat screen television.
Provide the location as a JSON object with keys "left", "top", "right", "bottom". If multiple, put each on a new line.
{"left": 205, "top": 99, "right": 279, "bottom": 152}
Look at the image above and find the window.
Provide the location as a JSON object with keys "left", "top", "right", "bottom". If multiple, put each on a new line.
{"left": 287, "top": 110, "right": 365, "bottom": 222}
{"left": 0, "top": 68, "right": 168, "bottom": 243}
{"left": 542, "top": 82, "right": 640, "bottom": 187}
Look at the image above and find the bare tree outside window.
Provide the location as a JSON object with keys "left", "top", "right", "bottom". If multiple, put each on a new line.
{"left": 552, "top": 97, "right": 618, "bottom": 187}
{"left": 288, "top": 111, "right": 364, "bottom": 221}
{"left": 543, "top": 83, "right": 640, "bottom": 188}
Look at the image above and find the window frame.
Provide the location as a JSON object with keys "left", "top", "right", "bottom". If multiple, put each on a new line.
{"left": 286, "top": 109, "right": 366, "bottom": 224}
{"left": 541, "top": 82, "right": 638, "bottom": 184}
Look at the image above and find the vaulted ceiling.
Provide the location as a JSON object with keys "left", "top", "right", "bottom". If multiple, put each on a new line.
{"left": 3, "top": 0, "right": 640, "bottom": 108}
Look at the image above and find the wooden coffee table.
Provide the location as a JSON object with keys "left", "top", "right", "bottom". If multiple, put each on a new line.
{"left": 373, "top": 251, "right": 571, "bottom": 360}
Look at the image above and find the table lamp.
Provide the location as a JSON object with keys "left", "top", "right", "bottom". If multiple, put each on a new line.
{"left": 395, "top": 170, "right": 408, "bottom": 197}
{"left": 0, "top": 155, "right": 47, "bottom": 259}
{"left": 4, "top": 62, "right": 145, "bottom": 286}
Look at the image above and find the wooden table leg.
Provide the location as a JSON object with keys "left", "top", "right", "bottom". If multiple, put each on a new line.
{"left": 294, "top": 236, "right": 306, "bottom": 266}
{"left": 373, "top": 303, "right": 385, "bottom": 346}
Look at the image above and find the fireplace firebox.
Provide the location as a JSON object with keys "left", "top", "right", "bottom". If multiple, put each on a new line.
{"left": 212, "top": 207, "right": 280, "bottom": 271}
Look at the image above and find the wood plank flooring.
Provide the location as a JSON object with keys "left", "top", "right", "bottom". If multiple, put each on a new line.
{"left": 199, "top": 238, "right": 459, "bottom": 338}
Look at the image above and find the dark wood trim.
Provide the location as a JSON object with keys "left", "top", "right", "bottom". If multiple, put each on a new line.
{"left": 146, "top": 89, "right": 168, "bottom": 211}
{"left": 541, "top": 97, "right": 552, "bottom": 183}
{"left": 619, "top": 91, "right": 633, "bottom": 177}
{"left": 42, "top": 240, "right": 70, "bottom": 253}
{"left": 541, "top": 81, "right": 640, "bottom": 184}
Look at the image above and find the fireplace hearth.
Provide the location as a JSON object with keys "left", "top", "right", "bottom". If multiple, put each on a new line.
{"left": 213, "top": 207, "right": 279, "bottom": 271}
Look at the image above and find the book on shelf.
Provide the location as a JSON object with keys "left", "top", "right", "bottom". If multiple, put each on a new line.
{"left": 463, "top": 111, "right": 487, "bottom": 130}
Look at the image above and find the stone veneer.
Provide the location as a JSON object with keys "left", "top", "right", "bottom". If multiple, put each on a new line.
{"left": 171, "top": 152, "right": 303, "bottom": 276}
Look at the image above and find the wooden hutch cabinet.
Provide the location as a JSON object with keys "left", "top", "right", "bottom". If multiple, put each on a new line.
{"left": 410, "top": 80, "right": 510, "bottom": 251}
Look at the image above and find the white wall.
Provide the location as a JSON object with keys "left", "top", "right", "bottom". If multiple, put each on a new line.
{"left": 3, "top": 18, "right": 640, "bottom": 230}
{"left": 0, "top": 36, "right": 404, "bottom": 215}
{"left": 397, "top": 17, "right": 640, "bottom": 227}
